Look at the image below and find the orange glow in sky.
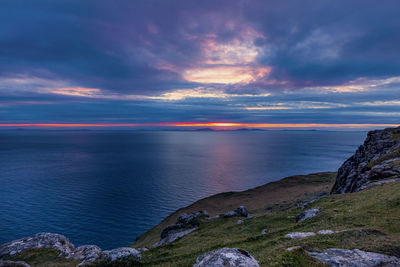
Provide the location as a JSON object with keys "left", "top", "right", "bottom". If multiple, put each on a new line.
{"left": 0, "top": 122, "right": 399, "bottom": 128}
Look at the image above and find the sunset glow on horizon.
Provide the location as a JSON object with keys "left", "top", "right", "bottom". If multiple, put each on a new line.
{"left": 0, "top": 122, "right": 399, "bottom": 129}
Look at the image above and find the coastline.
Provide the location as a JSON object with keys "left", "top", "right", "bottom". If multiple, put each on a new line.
{"left": 133, "top": 172, "right": 336, "bottom": 248}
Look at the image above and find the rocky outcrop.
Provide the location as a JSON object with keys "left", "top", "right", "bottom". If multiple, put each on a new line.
{"left": 296, "top": 207, "right": 319, "bottom": 222}
{"left": 331, "top": 127, "right": 400, "bottom": 194}
{"left": 307, "top": 248, "right": 400, "bottom": 266}
{"left": 73, "top": 245, "right": 103, "bottom": 266}
{"left": 193, "top": 248, "right": 260, "bottom": 267}
{"left": 102, "top": 247, "right": 141, "bottom": 262}
{"left": 0, "top": 233, "right": 75, "bottom": 259}
{"left": 221, "top": 206, "right": 249, "bottom": 218}
{"left": 153, "top": 211, "right": 208, "bottom": 248}
{"left": 0, "top": 233, "right": 141, "bottom": 266}
{"left": 285, "top": 232, "right": 316, "bottom": 239}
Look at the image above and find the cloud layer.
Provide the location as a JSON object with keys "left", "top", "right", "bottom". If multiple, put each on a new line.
{"left": 0, "top": 0, "right": 399, "bottom": 126}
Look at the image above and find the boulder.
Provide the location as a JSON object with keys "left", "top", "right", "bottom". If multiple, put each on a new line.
{"left": 331, "top": 127, "right": 400, "bottom": 194}
{"left": 0, "top": 233, "right": 75, "bottom": 258}
{"left": 222, "top": 211, "right": 237, "bottom": 218}
{"left": 237, "top": 220, "right": 244, "bottom": 225}
{"left": 285, "top": 232, "right": 316, "bottom": 239}
{"left": 0, "top": 260, "right": 30, "bottom": 267}
{"left": 152, "top": 227, "right": 198, "bottom": 248}
{"left": 193, "top": 248, "right": 260, "bottom": 267}
{"left": 221, "top": 206, "right": 249, "bottom": 218}
{"left": 102, "top": 247, "right": 141, "bottom": 262}
{"left": 307, "top": 248, "right": 400, "bottom": 266}
{"left": 296, "top": 207, "right": 319, "bottom": 222}
{"left": 154, "top": 211, "right": 208, "bottom": 248}
{"left": 286, "top": 246, "right": 302, "bottom": 251}
{"left": 235, "top": 206, "right": 249, "bottom": 217}
{"left": 73, "top": 245, "right": 103, "bottom": 266}
{"left": 261, "top": 229, "right": 267, "bottom": 235}
{"left": 317, "top": 230, "right": 335, "bottom": 235}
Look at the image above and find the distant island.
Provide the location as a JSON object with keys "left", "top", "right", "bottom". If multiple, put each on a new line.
{"left": 1, "top": 127, "right": 400, "bottom": 266}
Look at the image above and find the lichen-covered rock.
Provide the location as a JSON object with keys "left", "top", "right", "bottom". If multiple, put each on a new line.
{"left": 285, "top": 232, "right": 316, "bottom": 239}
{"left": 102, "top": 247, "right": 141, "bottom": 262}
{"left": 317, "top": 230, "right": 335, "bottom": 235}
{"left": 73, "top": 245, "right": 103, "bottom": 266}
{"left": 307, "top": 248, "right": 400, "bottom": 266}
{"left": 0, "top": 260, "right": 31, "bottom": 267}
{"left": 154, "top": 211, "right": 208, "bottom": 248}
{"left": 331, "top": 127, "right": 400, "bottom": 194}
{"left": 152, "top": 227, "right": 198, "bottom": 248}
{"left": 296, "top": 207, "right": 319, "bottom": 222}
{"left": 0, "top": 233, "right": 75, "bottom": 258}
{"left": 193, "top": 248, "right": 259, "bottom": 267}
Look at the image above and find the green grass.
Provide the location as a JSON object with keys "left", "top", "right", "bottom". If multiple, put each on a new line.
{"left": 133, "top": 182, "right": 400, "bottom": 266}
{"left": 5, "top": 248, "right": 79, "bottom": 267}
{"left": 7, "top": 173, "right": 400, "bottom": 266}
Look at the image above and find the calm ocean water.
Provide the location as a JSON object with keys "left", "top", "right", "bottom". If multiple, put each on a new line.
{"left": 0, "top": 130, "right": 366, "bottom": 249}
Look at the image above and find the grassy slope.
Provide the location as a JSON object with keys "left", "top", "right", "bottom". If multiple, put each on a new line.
{"left": 136, "top": 178, "right": 400, "bottom": 266}
{"left": 7, "top": 172, "right": 400, "bottom": 266}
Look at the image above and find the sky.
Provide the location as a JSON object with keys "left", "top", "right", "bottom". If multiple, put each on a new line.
{"left": 1, "top": 0, "right": 400, "bottom": 129}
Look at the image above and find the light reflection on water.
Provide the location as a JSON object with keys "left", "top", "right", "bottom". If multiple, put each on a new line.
{"left": 0, "top": 130, "right": 365, "bottom": 249}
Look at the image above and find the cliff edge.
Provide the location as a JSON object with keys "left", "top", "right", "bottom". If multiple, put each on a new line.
{"left": 331, "top": 127, "right": 400, "bottom": 194}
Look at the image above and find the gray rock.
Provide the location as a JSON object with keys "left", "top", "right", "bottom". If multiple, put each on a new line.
{"left": 102, "top": 247, "right": 141, "bottom": 262}
{"left": 193, "top": 247, "right": 260, "bottom": 267}
{"left": 73, "top": 245, "right": 103, "bottom": 266}
{"left": 296, "top": 207, "right": 319, "bottom": 222}
{"left": 307, "top": 248, "right": 400, "bottom": 266}
{"left": 0, "top": 260, "right": 31, "bottom": 267}
{"left": 317, "top": 230, "right": 335, "bottom": 235}
{"left": 295, "top": 192, "right": 328, "bottom": 209}
{"left": 156, "top": 210, "right": 208, "bottom": 248}
{"left": 285, "top": 232, "right": 316, "bottom": 239}
{"left": 222, "top": 210, "right": 238, "bottom": 218}
{"left": 235, "top": 206, "right": 249, "bottom": 217}
{"left": 0, "top": 233, "right": 75, "bottom": 258}
{"left": 331, "top": 127, "right": 400, "bottom": 194}
{"left": 137, "top": 247, "right": 148, "bottom": 252}
{"left": 152, "top": 227, "right": 198, "bottom": 248}
{"left": 261, "top": 229, "right": 267, "bottom": 235}
{"left": 237, "top": 220, "right": 244, "bottom": 225}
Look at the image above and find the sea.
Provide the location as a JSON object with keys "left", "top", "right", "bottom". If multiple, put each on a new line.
{"left": 0, "top": 130, "right": 366, "bottom": 249}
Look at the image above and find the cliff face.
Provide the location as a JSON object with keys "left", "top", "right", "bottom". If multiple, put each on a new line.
{"left": 331, "top": 127, "right": 400, "bottom": 194}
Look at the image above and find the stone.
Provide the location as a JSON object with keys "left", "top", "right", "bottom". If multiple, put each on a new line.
{"left": 235, "top": 206, "right": 249, "bottom": 217}
{"left": 331, "top": 127, "right": 400, "bottom": 194}
{"left": 296, "top": 207, "right": 319, "bottom": 222}
{"left": 317, "top": 230, "right": 335, "bottom": 235}
{"left": 222, "top": 210, "right": 237, "bottom": 218}
{"left": 155, "top": 210, "right": 209, "bottom": 248}
{"left": 237, "top": 220, "right": 244, "bottom": 225}
{"left": 0, "top": 260, "right": 31, "bottom": 267}
{"left": 102, "top": 247, "right": 141, "bottom": 262}
{"left": 285, "top": 232, "right": 316, "bottom": 239}
{"left": 152, "top": 227, "right": 198, "bottom": 248}
{"left": 193, "top": 247, "right": 260, "bottom": 267}
{"left": 286, "top": 246, "right": 302, "bottom": 251}
{"left": 0, "top": 233, "right": 75, "bottom": 259}
{"left": 73, "top": 245, "right": 103, "bottom": 266}
{"left": 137, "top": 247, "right": 148, "bottom": 252}
{"left": 307, "top": 248, "right": 400, "bottom": 267}
{"left": 261, "top": 229, "right": 267, "bottom": 235}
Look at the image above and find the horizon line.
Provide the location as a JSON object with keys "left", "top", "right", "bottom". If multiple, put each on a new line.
{"left": 0, "top": 122, "right": 399, "bottom": 129}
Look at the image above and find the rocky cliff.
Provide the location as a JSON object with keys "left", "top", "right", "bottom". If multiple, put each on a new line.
{"left": 331, "top": 127, "right": 400, "bottom": 194}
